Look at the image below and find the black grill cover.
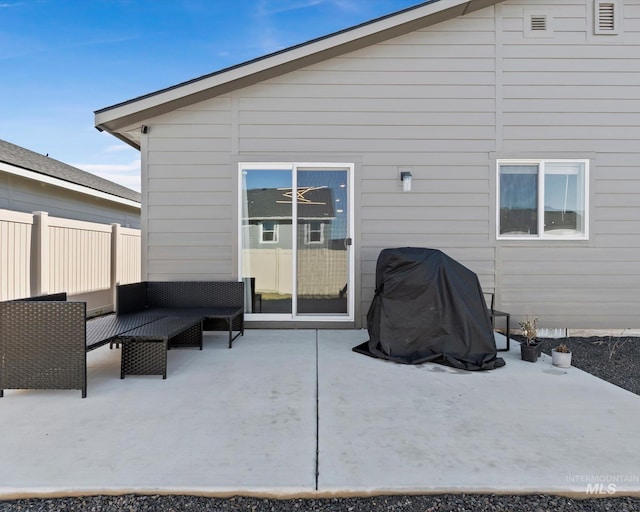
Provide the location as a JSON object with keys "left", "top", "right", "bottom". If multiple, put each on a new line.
{"left": 354, "top": 247, "right": 505, "bottom": 371}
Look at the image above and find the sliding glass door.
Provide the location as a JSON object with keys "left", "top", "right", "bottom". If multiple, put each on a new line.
{"left": 239, "top": 163, "right": 353, "bottom": 321}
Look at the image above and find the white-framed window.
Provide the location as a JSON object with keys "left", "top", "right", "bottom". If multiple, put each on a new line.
{"left": 305, "top": 221, "right": 324, "bottom": 244}
{"left": 497, "top": 159, "right": 589, "bottom": 240}
{"left": 260, "top": 221, "right": 278, "bottom": 243}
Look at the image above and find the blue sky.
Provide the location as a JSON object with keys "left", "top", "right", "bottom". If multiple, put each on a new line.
{"left": 1, "top": 0, "right": 421, "bottom": 192}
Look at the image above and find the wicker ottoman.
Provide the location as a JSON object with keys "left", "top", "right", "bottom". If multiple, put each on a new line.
{"left": 116, "top": 316, "right": 203, "bottom": 379}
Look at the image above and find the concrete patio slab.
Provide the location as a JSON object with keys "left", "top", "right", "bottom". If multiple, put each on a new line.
{"left": 1, "top": 329, "right": 639, "bottom": 499}
{"left": 0, "top": 330, "right": 318, "bottom": 498}
{"left": 318, "top": 330, "right": 640, "bottom": 495}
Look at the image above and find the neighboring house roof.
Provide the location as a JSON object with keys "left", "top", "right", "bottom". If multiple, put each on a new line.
{"left": 246, "top": 187, "right": 335, "bottom": 220}
{"left": 0, "top": 138, "right": 141, "bottom": 207}
{"left": 94, "top": 0, "right": 501, "bottom": 146}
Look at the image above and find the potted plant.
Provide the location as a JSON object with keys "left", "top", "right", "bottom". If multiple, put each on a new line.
{"left": 552, "top": 343, "right": 572, "bottom": 368}
{"left": 518, "top": 316, "right": 539, "bottom": 362}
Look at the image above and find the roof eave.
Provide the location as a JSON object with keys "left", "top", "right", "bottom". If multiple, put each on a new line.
{"left": 95, "top": 0, "right": 498, "bottom": 142}
{"left": 0, "top": 161, "right": 141, "bottom": 209}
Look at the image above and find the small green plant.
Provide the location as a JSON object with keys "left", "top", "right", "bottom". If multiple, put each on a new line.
{"left": 555, "top": 343, "right": 571, "bottom": 353}
{"left": 518, "top": 316, "right": 538, "bottom": 345}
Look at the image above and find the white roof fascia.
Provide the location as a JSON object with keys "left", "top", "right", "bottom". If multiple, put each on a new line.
{"left": 95, "top": 0, "right": 479, "bottom": 135}
{"left": 0, "top": 161, "right": 141, "bottom": 209}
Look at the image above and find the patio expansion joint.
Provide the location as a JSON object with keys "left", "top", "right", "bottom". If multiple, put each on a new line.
{"left": 314, "top": 329, "right": 320, "bottom": 491}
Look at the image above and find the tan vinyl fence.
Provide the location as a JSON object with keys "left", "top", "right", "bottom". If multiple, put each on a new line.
{"left": 0, "top": 209, "right": 140, "bottom": 315}
{"left": 242, "top": 248, "right": 348, "bottom": 296}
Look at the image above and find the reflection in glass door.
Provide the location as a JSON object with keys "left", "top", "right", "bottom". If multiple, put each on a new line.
{"left": 296, "top": 168, "right": 349, "bottom": 315}
{"left": 239, "top": 163, "right": 353, "bottom": 320}
{"left": 240, "top": 166, "right": 293, "bottom": 315}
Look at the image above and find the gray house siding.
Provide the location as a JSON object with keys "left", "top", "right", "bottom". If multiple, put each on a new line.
{"left": 139, "top": 0, "right": 640, "bottom": 329}
{"left": 0, "top": 172, "right": 140, "bottom": 228}
{"left": 1, "top": 138, "right": 141, "bottom": 228}
{"left": 496, "top": 0, "right": 640, "bottom": 328}
{"left": 141, "top": 6, "right": 497, "bottom": 326}
{"left": 144, "top": 99, "right": 235, "bottom": 279}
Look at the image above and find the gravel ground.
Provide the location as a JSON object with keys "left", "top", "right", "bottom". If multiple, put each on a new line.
{"left": 533, "top": 335, "right": 640, "bottom": 396}
{"left": 0, "top": 494, "right": 640, "bottom": 512}
{"left": 2, "top": 336, "right": 639, "bottom": 512}
{"left": 1, "top": 493, "right": 639, "bottom": 512}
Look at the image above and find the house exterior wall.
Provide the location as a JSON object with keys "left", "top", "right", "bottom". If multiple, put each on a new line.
{"left": 0, "top": 172, "right": 140, "bottom": 228}
{"left": 496, "top": 0, "right": 640, "bottom": 328}
{"left": 140, "top": 0, "right": 640, "bottom": 329}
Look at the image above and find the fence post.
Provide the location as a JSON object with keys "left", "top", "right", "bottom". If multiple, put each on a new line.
{"left": 31, "top": 211, "right": 49, "bottom": 296}
{"left": 111, "top": 223, "right": 121, "bottom": 311}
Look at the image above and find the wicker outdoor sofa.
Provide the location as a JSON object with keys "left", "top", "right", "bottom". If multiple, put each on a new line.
{"left": 0, "top": 281, "right": 244, "bottom": 398}
{"left": 115, "top": 281, "right": 245, "bottom": 349}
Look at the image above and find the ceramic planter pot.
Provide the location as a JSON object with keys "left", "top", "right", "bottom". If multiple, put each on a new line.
{"left": 520, "top": 343, "right": 538, "bottom": 362}
{"left": 552, "top": 349, "right": 572, "bottom": 368}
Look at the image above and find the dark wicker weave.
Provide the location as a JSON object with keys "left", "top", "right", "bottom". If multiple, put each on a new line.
{"left": 117, "top": 281, "right": 245, "bottom": 348}
{"left": 168, "top": 323, "right": 203, "bottom": 349}
{"left": 116, "top": 282, "right": 148, "bottom": 315}
{"left": 1, "top": 299, "right": 170, "bottom": 398}
{"left": 146, "top": 281, "right": 243, "bottom": 309}
{"left": 148, "top": 281, "right": 244, "bottom": 348}
{"left": 86, "top": 311, "right": 165, "bottom": 350}
{"left": 116, "top": 316, "right": 203, "bottom": 378}
{"left": 1, "top": 282, "right": 244, "bottom": 399}
{"left": 0, "top": 300, "right": 87, "bottom": 397}
{"left": 121, "top": 339, "right": 168, "bottom": 379}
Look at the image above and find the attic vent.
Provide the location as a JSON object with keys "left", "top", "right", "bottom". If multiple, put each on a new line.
{"left": 597, "top": 3, "right": 615, "bottom": 29}
{"left": 530, "top": 14, "right": 548, "bottom": 31}
{"left": 524, "top": 10, "right": 553, "bottom": 38}
{"left": 595, "top": 1, "right": 620, "bottom": 34}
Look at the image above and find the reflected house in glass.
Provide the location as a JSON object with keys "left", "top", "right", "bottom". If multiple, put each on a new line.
{"left": 242, "top": 179, "right": 350, "bottom": 315}
{"left": 96, "top": 0, "right": 640, "bottom": 330}
{"left": 245, "top": 186, "right": 336, "bottom": 250}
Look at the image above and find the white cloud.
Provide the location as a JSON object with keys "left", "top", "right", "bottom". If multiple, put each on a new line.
{"left": 253, "top": 0, "right": 328, "bottom": 53}
{"left": 73, "top": 159, "right": 141, "bottom": 193}
{"left": 257, "top": 0, "right": 326, "bottom": 16}
{"left": 104, "top": 144, "right": 132, "bottom": 153}
{"left": 252, "top": 0, "right": 367, "bottom": 53}
{"left": 256, "top": 0, "right": 363, "bottom": 16}
{"left": 76, "top": 160, "right": 140, "bottom": 174}
{"left": 332, "top": 0, "right": 361, "bottom": 12}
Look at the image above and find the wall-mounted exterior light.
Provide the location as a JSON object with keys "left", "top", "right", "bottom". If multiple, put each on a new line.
{"left": 400, "top": 170, "right": 412, "bottom": 192}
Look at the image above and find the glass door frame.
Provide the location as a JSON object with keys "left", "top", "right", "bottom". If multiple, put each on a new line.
{"left": 238, "top": 162, "right": 355, "bottom": 322}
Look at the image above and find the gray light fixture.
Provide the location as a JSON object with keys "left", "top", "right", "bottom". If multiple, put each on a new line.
{"left": 400, "top": 171, "right": 412, "bottom": 192}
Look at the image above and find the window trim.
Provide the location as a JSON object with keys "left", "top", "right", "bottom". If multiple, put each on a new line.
{"left": 304, "top": 221, "right": 324, "bottom": 244}
{"left": 238, "top": 161, "right": 356, "bottom": 323}
{"left": 260, "top": 221, "right": 279, "bottom": 244}
{"left": 496, "top": 159, "right": 589, "bottom": 241}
